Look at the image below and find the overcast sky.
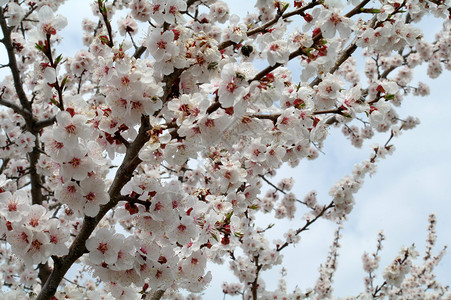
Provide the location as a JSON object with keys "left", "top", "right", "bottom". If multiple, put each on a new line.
{"left": 2, "top": 0, "right": 450, "bottom": 297}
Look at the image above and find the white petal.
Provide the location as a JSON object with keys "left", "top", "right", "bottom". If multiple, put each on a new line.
{"left": 43, "top": 67, "right": 56, "bottom": 83}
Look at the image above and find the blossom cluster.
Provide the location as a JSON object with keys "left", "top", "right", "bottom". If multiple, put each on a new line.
{"left": 0, "top": 0, "right": 449, "bottom": 299}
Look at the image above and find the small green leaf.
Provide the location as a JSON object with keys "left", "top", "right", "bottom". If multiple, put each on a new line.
{"left": 35, "top": 43, "right": 44, "bottom": 51}
{"left": 49, "top": 98, "right": 59, "bottom": 106}
{"left": 55, "top": 54, "right": 63, "bottom": 65}
{"left": 61, "top": 76, "right": 69, "bottom": 87}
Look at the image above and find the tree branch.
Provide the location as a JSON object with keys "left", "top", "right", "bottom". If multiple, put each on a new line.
{"left": 0, "top": 8, "right": 32, "bottom": 121}
{"left": 36, "top": 115, "right": 152, "bottom": 299}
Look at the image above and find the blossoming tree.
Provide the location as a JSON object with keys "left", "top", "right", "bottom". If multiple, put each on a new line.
{"left": 0, "top": 0, "right": 449, "bottom": 298}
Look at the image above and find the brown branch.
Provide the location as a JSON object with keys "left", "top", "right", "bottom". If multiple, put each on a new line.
{"left": 28, "top": 138, "right": 43, "bottom": 206}
{"left": 259, "top": 175, "right": 287, "bottom": 195}
{"left": 98, "top": 0, "right": 114, "bottom": 48}
{"left": 162, "top": 68, "right": 186, "bottom": 103}
{"left": 0, "top": 158, "right": 10, "bottom": 174}
{"left": 37, "top": 263, "right": 52, "bottom": 287}
{"left": 250, "top": 113, "right": 279, "bottom": 123}
{"left": 36, "top": 115, "right": 152, "bottom": 300}
{"left": 186, "top": 0, "right": 199, "bottom": 9}
{"left": 118, "top": 196, "right": 151, "bottom": 207}
{"left": 344, "top": 0, "right": 371, "bottom": 18}
{"left": 0, "top": 8, "right": 32, "bottom": 120}
{"left": 133, "top": 1, "right": 320, "bottom": 57}
{"left": 0, "top": 98, "right": 25, "bottom": 115}
{"left": 218, "top": 1, "right": 320, "bottom": 51}
{"left": 35, "top": 116, "right": 57, "bottom": 130}
{"left": 277, "top": 201, "right": 335, "bottom": 252}
{"left": 133, "top": 45, "right": 146, "bottom": 59}
{"left": 250, "top": 255, "right": 262, "bottom": 300}
{"left": 249, "top": 0, "right": 375, "bottom": 87}
{"left": 44, "top": 34, "right": 64, "bottom": 110}
{"left": 114, "top": 131, "right": 130, "bottom": 148}
{"left": 309, "top": 37, "right": 360, "bottom": 87}
{"left": 251, "top": 43, "right": 311, "bottom": 82}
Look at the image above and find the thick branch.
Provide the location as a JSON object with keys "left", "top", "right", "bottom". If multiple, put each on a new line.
{"left": 36, "top": 115, "right": 152, "bottom": 299}
{"left": 251, "top": 255, "right": 262, "bottom": 300}
{"left": 28, "top": 137, "right": 43, "bottom": 205}
{"left": 35, "top": 116, "right": 57, "bottom": 130}
{"left": 0, "top": 8, "right": 32, "bottom": 122}
{"left": 0, "top": 98, "right": 25, "bottom": 115}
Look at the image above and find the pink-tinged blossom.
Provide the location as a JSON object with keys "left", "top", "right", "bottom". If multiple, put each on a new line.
{"left": 23, "top": 205, "right": 50, "bottom": 231}
{"left": 5, "top": 3, "right": 25, "bottom": 27}
{"left": 179, "top": 250, "right": 208, "bottom": 280}
{"left": 55, "top": 181, "right": 83, "bottom": 212}
{"left": 46, "top": 219, "right": 69, "bottom": 257}
{"left": 219, "top": 160, "right": 247, "bottom": 189}
{"left": 356, "top": 28, "right": 376, "bottom": 48}
{"left": 130, "top": 0, "right": 152, "bottom": 22}
{"left": 382, "top": 246, "right": 418, "bottom": 287}
{"left": 317, "top": 74, "right": 341, "bottom": 100}
{"left": 198, "top": 111, "right": 230, "bottom": 145}
{"left": 54, "top": 111, "right": 91, "bottom": 147}
{"left": 244, "top": 140, "right": 266, "bottom": 163}
{"left": 80, "top": 178, "right": 109, "bottom": 217}
{"left": 86, "top": 228, "right": 121, "bottom": 265}
{"left": 38, "top": 131, "right": 70, "bottom": 160}
{"left": 218, "top": 63, "right": 250, "bottom": 107}
{"left": 117, "top": 15, "right": 139, "bottom": 36}
{"left": 163, "top": 0, "right": 187, "bottom": 24}
{"left": 414, "top": 82, "right": 430, "bottom": 96}
{"left": 37, "top": 5, "right": 67, "bottom": 36}
{"left": 109, "top": 236, "right": 135, "bottom": 271}
{"left": 6, "top": 225, "right": 33, "bottom": 257}
{"left": 70, "top": 50, "right": 95, "bottom": 76}
{"left": 167, "top": 93, "right": 209, "bottom": 126}
{"left": 288, "top": 30, "right": 313, "bottom": 51}
{"left": 145, "top": 29, "right": 179, "bottom": 61}
{"left": 108, "top": 283, "right": 139, "bottom": 300}
{"left": 225, "top": 15, "right": 247, "bottom": 43}
{"left": 20, "top": 269, "right": 38, "bottom": 287}
{"left": 264, "top": 40, "right": 290, "bottom": 66}
{"left": 60, "top": 146, "right": 93, "bottom": 181}
{"left": 147, "top": 0, "right": 165, "bottom": 24}
{"left": 315, "top": 74, "right": 343, "bottom": 110}
{"left": 92, "top": 56, "right": 116, "bottom": 85}
{"left": 147, "top": 264, "right": 174, "bottom": 290}
{"left": 0, "top": 190, "right": 30, "bottom": 222}
{"left": 167, "top": 215, "right": 198, "bottom": 245}
{"left": 209, "top": 1, "right": 229, "bottom": 23}
{"left": 369, "top": 99, "right": 392, "bottom": 127}
{"left": 22, "top": 231, "right": 51, "bottom": 266}
{"left": 318, "top": 9, "right": 353, "bottom": 39}
{"left": 265, "top": 145, "right": 286, "bottom": 168}
{"left": 148, "top": 193, "right": 178, "bottom": 223}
